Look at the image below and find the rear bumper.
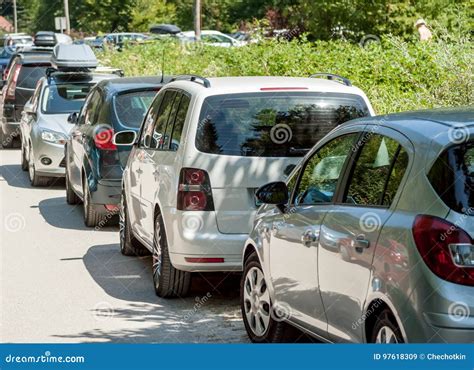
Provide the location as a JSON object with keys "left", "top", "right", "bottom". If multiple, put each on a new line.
{"left": 89, "top": 178, "right": 122, "bottom": 206}
{"left": 163, "top": 208, "right": 246, "bottom": 272}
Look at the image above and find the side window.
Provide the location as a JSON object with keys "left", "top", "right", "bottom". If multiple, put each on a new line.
{"left": 152, "top": 90, "right": 177, "bottom": 149}
{"left": 344, "top": 134, "right": 408, "bottom": 206}
{"left": 140, "top": 93, "right": 163, "bottom": 148}
{"left": 294, "top": 134, "right": 356, "bottom": 205}
{"left": 170, "top": 94, "right": 190, "bottom": 151}
{"left": 31, "top": 81, "right": 42, "bottom": 109}
{"left": 78, "top": 90, "right": 96, "bottom": 125}
{"left": 83, "top": 90, "right": 101, "bottom": 126}
{"left": 161, "top": 92, "right": 181, "bottom": 150}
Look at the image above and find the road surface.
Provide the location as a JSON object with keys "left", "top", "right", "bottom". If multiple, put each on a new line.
{"left": 0, "top": 149, "right": 247, "bottom": 343}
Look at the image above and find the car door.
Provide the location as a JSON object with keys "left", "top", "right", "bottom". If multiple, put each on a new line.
{"left": 268, "top": 131, "right": 362, "bottom": 336}
{"left": 139, "top": 89, "right": 179, "bottom": 244}
{"left": 318, "top": 129, "right": 411, "bottom": 343}
{"left": 127, "top": 92, "right": 164, "bottom": 238}
{"left": 20, "top": 80, "right": 42, "bottom": 150}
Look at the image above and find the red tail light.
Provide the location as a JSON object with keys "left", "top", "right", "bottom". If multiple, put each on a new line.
{"left": 177, "top": 168, "right": 214, "bottom": 211}
{"left": 185, "top": 257, "right": 224, "bottom": 263}
{"left": 6, "top": 64, "right": 21, "bottom": 100}
{"left": 412, "top": 215, "right": 474, "bottom": 286}
{"left": 94, "top": 128, "right": 116, "bottom": 150}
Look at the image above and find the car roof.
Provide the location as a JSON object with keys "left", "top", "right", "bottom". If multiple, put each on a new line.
{"left": 46, "top": 72, "right": 117, "bottom": 85}
{"left": 166, "top": 76, "right": 367, "bottom": 97}
{"left": 181, "top": 30, "right": 226, "bottom": 36}
{"left": 16, "top": 53, "right": 52, "bottom": 64}
{"left": 96, "top": 76, "right": 171, "bottom": 95}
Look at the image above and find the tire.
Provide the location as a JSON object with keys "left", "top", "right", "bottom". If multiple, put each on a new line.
{"left": 241, "top": 252, "right": 295, "bottom": 343}
{"left": 152, "top": 212, "right": 191, "bottom": 298}
{"left": 83, "top": 179, "right": 102, "bottom": 227}
{"left": 28, "top": 148, "right": 49, "bottom": 186}
{"left": 370, "top": 308, "right": 404, "bottom": 343}
{"left": 20, "top": 143, "right": 28, "bottom": 171}
{"left": 119, "top": 191, "right": 149, "bottom": 256}
{"left": 65, "top": 164, "right": 80, "bottom": 204}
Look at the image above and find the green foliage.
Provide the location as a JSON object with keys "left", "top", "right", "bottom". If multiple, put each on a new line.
{"left": 129, "top": 0, "right": 176, "bottom": 32}
{"left": 99, "top": 26, "right": 473, "bottom": 115}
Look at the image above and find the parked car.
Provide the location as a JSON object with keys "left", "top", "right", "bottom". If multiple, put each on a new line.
{"left": 180, "top": 30, "right": 246, "bottom": 47}
{"left": 240, "top": 107, "right": 474, "bottom": 343}
{"left": 103, "top": 33, "right": 149, "bottom": 50}
{"left": 0, "top": 50, "right": 52, "bottom": 148}
{"left": 20, "top": 45, "right": 116, "bottom": 186}
{"left": 0, "top": 33, "right": 34, "bottom": 49}
{"left": 114, "top": 74, "right": 374, "bottom": 298}
{"left": 0, "top": 47, "right": 15, "bottom": 75}
{"left": 65, "top": 76, "right": 170, "bottom": 227}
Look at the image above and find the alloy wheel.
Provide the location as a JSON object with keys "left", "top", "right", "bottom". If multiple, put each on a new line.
{"left": 28, "top": 148, "right": 35, "bottom": 182}
{"left": 152, "top": 220, "right": 163, "bottom": 284}
{"left": 119, "top": 194, "right": 126, "bottom": 250}
{"left": 243, "top": 266, "right": 271, "bottom": 337}
{"left": 375, "top": 326, "right": 399, "bottom": 343}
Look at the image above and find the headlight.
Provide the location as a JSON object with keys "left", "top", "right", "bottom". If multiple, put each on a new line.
{"left": 41, "top": 130, "right": 67, "bottom": 144}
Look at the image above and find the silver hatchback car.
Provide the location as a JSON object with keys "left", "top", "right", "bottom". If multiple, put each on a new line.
{"left": 241, "top": 107, "right": 474, "bottom": 343}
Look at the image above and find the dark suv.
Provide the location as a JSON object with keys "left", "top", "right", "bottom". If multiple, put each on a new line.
{"left": 0, "top": 50, "right": 52, "bottom": 148}
{"left": 65, "top": 76, "right": 171, "bottom": 227}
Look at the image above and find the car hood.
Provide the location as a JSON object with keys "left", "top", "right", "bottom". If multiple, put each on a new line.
{"left": 37, "top": 114, "right": 74, "bottom": 136}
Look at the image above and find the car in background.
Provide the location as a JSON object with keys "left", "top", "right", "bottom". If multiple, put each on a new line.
{"left": 103, "top": 33, "right": 149, "bottom": 50}
{"left": 180, "top": 30, "right": 245, "bottom": 47}
{"left": 65, "top": 76, "right": 171, "bottom": 227}
{"left": 0, "top": 47, "right": 15, "bottom": 75}
{"left": 20, "top": 68, "right": 116, "bottom": 186}
{"left": 114, "top": 74, "right": 374, "bottom": 298}
{"left": 240, "top": 107, "right": 474, "bottom": 344}
{"left": 0, "top": 33, "right": 34, "bottom": 49}
{"left": 0, "top": 50, "right": 52, "bottom": 148}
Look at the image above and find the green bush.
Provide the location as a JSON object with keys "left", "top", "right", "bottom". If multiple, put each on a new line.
{"left": 99, "top": 32, "right": 473, "bottom": 115}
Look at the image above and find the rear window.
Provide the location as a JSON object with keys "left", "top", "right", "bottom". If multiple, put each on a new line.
{"left": 114, "top": 90, "right": 157, "bottom": 128}
{"left": 17, "top": 65, "right": 49, "bottom": 89}
{"left": 41, "top": 83, "right": 94, "bottom": 114}
{"left": 196, "top": 92, "right": 369, "bottom": 157}
{"left": 428, "top": 143, "right": 474, "bottom": 214}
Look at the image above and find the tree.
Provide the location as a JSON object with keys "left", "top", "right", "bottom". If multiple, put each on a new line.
{"left": 129, "top": 0, "right": 176, "bottom": 32}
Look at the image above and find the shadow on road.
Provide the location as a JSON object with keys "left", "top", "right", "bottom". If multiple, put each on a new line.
{"left": 0, "top": 164, "right": 66, "bottom": 190}
{"left": 38, "top": 197, "right": 117, "bottom": 232}
{"left": 53, "top": 243, "right": 246, "bottom": 343}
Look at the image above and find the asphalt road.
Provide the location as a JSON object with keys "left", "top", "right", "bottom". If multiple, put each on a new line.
{"left": 0, "top": 149, "right": 247, "bottom": 343}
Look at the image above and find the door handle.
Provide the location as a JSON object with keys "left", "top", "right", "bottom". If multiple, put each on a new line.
{"left": 301, "top": 229, "right": 319, "bottom": 247}
{"left": 354, "top": 234, "right": 370, "bottom": 250}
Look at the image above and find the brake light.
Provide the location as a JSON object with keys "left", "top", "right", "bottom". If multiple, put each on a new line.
{"left": 185, "top": 257, "right": 224, "bottom": 263}
{"left": 412, "top": 215, "right": 474, "bottom": 286}
{"left": 177, "top": 168, "right": 214, "bottom": 211}
{"left": 6, "top": 64, "right": 21, "bottom": 99}
{"left": 94, "top": 128, "right": 116, "bottom": 150}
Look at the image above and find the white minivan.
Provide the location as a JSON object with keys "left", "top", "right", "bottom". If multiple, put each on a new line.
{"left": 114, "top": 74, "right": 374, "bottom": 297}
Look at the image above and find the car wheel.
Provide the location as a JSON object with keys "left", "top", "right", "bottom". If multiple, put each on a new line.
{"left": 119, "top": 191, "right": 149, "bottom": 256}
{"left": 65, "top": 164, "right": 80, "bottom": 204}
{"left": 28, "top": 147, "right": 49, "bottom": 186}
{"left": 20, "top": 143, "right": 28, "bottom": 171}
{"left": 83, "top": 179, "right": 101, "bottom": 227}
{"left": 152, "top": 212, "right": 191, "bottom": 298}
{"left": 371, "top": 309, "right": 404, "bottom": 343}
{"left": 241, "top": 252, "right": 295, "bottom": 343}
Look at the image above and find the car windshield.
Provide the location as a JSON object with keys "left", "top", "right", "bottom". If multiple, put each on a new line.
{"left": 114, "top": 90, "right": 158, "bottom": 128}
{"left": 41, "top": 83, "right": 94, "bottom": 114}
{"left": 429, "top": 142, "right": 474, "bottom": 214}
{"left": 196, "top": 92, "right": 369, "bottom": 157}
{"left": 17, "top": 65, "right": 49, "bottom": 89}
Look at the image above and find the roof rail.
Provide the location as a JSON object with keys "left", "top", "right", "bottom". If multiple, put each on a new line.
{"left": 309, "top": 73, "right": 352, "bottom": 87}
{"left": 170, "top": 74, "right": 210, "bottom": 88}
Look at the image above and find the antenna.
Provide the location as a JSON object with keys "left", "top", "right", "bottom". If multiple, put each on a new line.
{"left": 160, "top": 48, "right": 165, "bottom": 83}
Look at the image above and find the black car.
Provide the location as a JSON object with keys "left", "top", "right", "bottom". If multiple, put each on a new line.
{"left": 0, "top": 50, "right": 52, "bottom": 148}
{"left": 65, "top": 76, "right": 172, "bottom": 227}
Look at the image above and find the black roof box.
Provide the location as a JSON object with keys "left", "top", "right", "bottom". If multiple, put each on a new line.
{"left": 51, "top": 44, "right": 98, "bottom": 70}
{"left": 150, "top": 24, "right": 181, "bottom": 35}
{"left": 34, "top": 31, "right": 57, "bottom": 47}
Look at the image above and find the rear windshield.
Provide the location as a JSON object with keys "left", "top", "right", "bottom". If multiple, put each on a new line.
{"left": 196, "top": 92, "right": 369, "bottom": 157}
{"left": 428, "top": 143, "right": 474, "bottom": 214}
{"left": 18, "top": 65, "right": 49, "bottom": 89}
{"left": 42, "top": 83, "right": 93, "bottom": 114}
{"left": 114, "top": 90, "right": 157, "bottom": 128}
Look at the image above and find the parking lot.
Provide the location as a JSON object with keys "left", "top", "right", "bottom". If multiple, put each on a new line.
{"left": 0, "top": 149, "right": 247, "bottom": 343}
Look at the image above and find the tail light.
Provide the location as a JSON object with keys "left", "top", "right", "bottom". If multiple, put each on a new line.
{"left": 94, "top": 128, "right": 116, "bottom": 150}
{"left": 177, "top": 168, "right": 214, "bottom": 211}
{"left": 6, "top": 64, "right": 21, "bottom": 99}
{"left": 412, "top": 215, "right": 474, "bottom": 286}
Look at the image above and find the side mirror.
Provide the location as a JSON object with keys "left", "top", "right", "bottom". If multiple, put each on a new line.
{"left": 67, "top": 112, "right": 78, "bottom": 124}
{"left": 255, "top": 181, "right": 289, "bottom": 205}
{"left": 24, "top": 102, "right": 35, "bottom": 114}
{"left": 113, "top": 130, "right": 137, "bottom": 146}
{"left": 283, "top": 164, "right": 296, "bottom": 177}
